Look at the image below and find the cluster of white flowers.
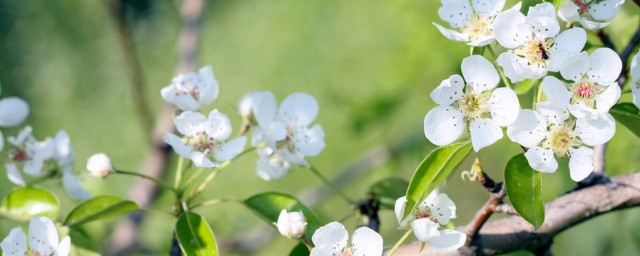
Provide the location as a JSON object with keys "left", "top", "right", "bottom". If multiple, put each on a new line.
{"left": 558, "top": 0, "right": 625, "bottom": 30}
{"left": 427, "top": 2, "right": 628, "bottom": 182}
{"left": 0, "top": 217, "right": 70, "bottom": 256}
{"left": 238, "top": 92, "right": 326, "bottom": 181}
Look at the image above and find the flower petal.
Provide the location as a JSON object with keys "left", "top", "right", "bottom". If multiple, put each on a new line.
{"left": 164, "top": 133, "right": 193, "bottom": 158}
{"left": 215, "top": 136, "right": 247, "bottom": 162}
{"left": 524, "top": 146, "right": 558, "bottom": 173}
{"left": 536, "top": 102, "right": 570, "bottom": 126}
{"left": 541, "top": 76, "right": 571, "bottom": 109}
{"left": 62, "top": 169, "right": 91, "bottom": 200}
{"left": 256, "top": 154, "right": 291, "bottom": 181}
{"left": 468, "top": 36, "right": 495, "bottom": 47}
{"left": 394, "top": 196, "right": 413, "bottom": 227}
{"left": 0, "top": 97, "right": 29, "bottom": 127}
{"left": 411, "top": 218, "right": 440, "bottom": 242}
{"left": 293, "top": 124, "right": 325, "bottom": 157}
{"left": 525, "top": 3, "right": 560, "bottom": 38}
{"left": 430, "top": 193, "right": 457, "bottom": 225}
{"left": 558, "top": 0, "right": 580, "bottom": 23}
{"left": 430, "top": 75, "right": 465, "bottom": 106}
{"left": 568, "top": 147, "right": 594, "bottom": 182}
{"left": 254, "top": 92, "right": 278, "bottom": 128}
{"left": 507, "top": 109, "right": 547, "bottom": 148}
{"left": 588, "top": 0, "right": 624, "bottom": 21}
{"left": 5, "top": 163, "right": 25, "bottom": 186}
{"left": 426, "top": 229, "right": 467, "bottom": 252}
{"left": 206, "top": 109, "right": 232, "bottom": 140}
{"left": 492, "top": 9, "right": 530, "bottom": 49}
{"left": 29, "top": 217, "right": 59, "bottom": 256}
{"left": 351, "top": 227, "right": 383, "bottom": 256}
{"left": 587, "top": 48, "right": 622, "bottom": 85}
{"left": 424, "top": 106, "right": 464, "bottom": 146}
{"left": 174, "top": 111, "right": 207, "bottom": 136}
{"left": 568, "top": 102, "right": 599, "bottom": 120}
{"left": 461, "top": 55, "right": 500, "bottom": 93}
{"left": 54, "top": 236, "right": 71, "bottom": 256}
{"left": 432, "top": 23, "right": 469, "bottom": 43}
{"left": 497, "top": 52, "right": 545, "bottom": 83}
{"left": 311, "top": 222, "right": 348, "bottom": 250}
{"left": 469, "top": 118, "right": 503, "bottom": 152}
{"left": 438, "top": 0, "right": 473, "bottom": 29}
{"left": 196, "top": 66, "right": 219, "bottom": 106}
{"left": 595, "top": 83, "right": 621, "bottom": 114}
{"left": 548, "top": 28, "right": 587, "bottom": 72}
{"left": 559, "top": 52, "right": 589, "bottom": 82}
{"left": 575, "top": 113, "right": 616, "bottom": 146}
{"left": 189, "top": 151, "right": 218, "bottom": 168}
{"left": 471, "top": 0, "right": 506, "bottom": 16}
{"left": 281, "top": 148, "right": 310, "bottom": 167}
{"left": 0, "top": 228, "right": 27, "bottom": 256}
{"left": 278, "top": 93, "right": 319, "bottom": 126}
{"left": 486, "top": 87, "right": 520, "bottom": 126}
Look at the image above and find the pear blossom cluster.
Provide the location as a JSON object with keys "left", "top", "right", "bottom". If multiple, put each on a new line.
{"left": 0, "top": 217, "right": 70, "bottom": 256}
{"left": 427, "top": 2, "right": 628, "bottom": 182}
{"left": 310, "top": 222, "right": 382, "bottom": 256}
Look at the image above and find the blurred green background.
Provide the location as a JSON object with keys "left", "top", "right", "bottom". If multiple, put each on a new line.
{"left": 1, "top": 0, "right": 639, "bottom": 255}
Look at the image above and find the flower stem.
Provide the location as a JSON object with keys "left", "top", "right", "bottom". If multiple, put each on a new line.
{"left": 308, "top": 164, "right": 355, "bottom": 204}
{"left": 486, "top": 45, "right": 512, "bottom": 89}
{"left": 301, "top": 236, "right": 314, "bottom": 251}
{"left": 114, "top": 169, "right": 177, "bottom": 194}
{"left": 622, "top": 88, "right": 632, "bottom": 94}
{"left": 188, "top": 147, "right": 257, "bottom": 199}
{"left": 387, "top": 228, "right": 414, "bottom": 256}
{"left": 189, "top": 198, "right": 236, "bottom": 209}
{"left": 174, "top": 156, "right": 186, "bottom": 190}
{"left": 533, "top": 81, "right": 543, "bottom": 109}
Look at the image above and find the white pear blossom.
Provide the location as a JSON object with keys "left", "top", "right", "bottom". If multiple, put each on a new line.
{"left": 0, "top": 217, "right": 70, "bottom": 256}
{"left": 164, "top": 110, "right": 247, "bottom": 168}
{"left": 86, "top": 153, "right": 113, "bottom": 178}
{"left": 507, "top": 102, "right": 616, "bottom": 181}
{"left": 544, "top": 48, "right": 622, "bottom": 119}
{"left": 4, "top": 127, "right": 55, "bottom": 186}
{"left": 631, "top": 50, "right": 640, "bottom": 109}
{"left": 558, "top": 0, "right": 625, "bottom": 30}
{"left": 433, "top": 0, "right": 522, "bottom": 46}
{"left": 53, "top": 130, "right": 90, "bottom": 200}
{"left": 424, "top": 55, "right": 520, "bottom": 152}
{"left": 493, "top": 3, "right": 586, "bottom": 83}
{"left": 160, "top": 66, "right": 219, "bottom": 111}
{"left": 310, "top": 222, "right": 382, "bottom": 256}
{"left": 251, "top": 93, "right": 325, "bottom": 180}
{"left": 276, "top": 209, "right": 307, "bottom": 239}
{"left": 394, "top": 191, "right": 466, "bottom": 252}
{"left": 0, "top": 94, "right": 29, "bottom": 152}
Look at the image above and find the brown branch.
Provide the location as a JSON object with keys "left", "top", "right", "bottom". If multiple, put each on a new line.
{"left": 107, "top": 0, "right": 206, "bottom": 255}
{"left": 389, "top": 172, "right": 640, "bottom": 255}
{"left": 463, "top": 159, "right": 506, "bottom": 245}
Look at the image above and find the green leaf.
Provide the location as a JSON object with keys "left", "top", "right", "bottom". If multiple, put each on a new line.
{"left": 69, "top": 227, "right": 99, "bottom": 253}
{"left": 288, "top": 243, "right": 310, "bottom": 256}
{"left": 175, "top": 212, "right": 219, "bottom": 256}
{"left": 513, "top": 79, "right": 539, "bottom": 95}
{"left": 63, "top": 196, "right": 139, "bottom": 227}
{"left": 0, "top": 187, "right": 60, "bottom": 220}
{"left": 368, "top": 177, "right": 409, "bottom": 209}
{"left": 403, "top": 142, "right": 472, "bottom": 219}
{"left": 553, "top": 0, "right": 564, "bottom": 8}
{"left": 610, "top": 103, "right": 640, "bottom": 138}
{"left": 245, "top": 192, "right": 322, "bottom": 239}
{"left": 504, "top": 153, "right": 545, "bottom": 229}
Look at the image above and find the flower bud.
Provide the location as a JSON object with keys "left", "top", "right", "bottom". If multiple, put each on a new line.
{"left": 86, "top": 153, "right": 112, "bottom": 178}
{"left": 237, "top": 92, "right": 273, "bottom": 125}
{"left": 276, "top": 209, "right": 307, "bottom": 239}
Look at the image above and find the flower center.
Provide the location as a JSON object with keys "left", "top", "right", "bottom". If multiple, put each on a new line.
{"left": 462, "top": 16, "right": 493, "bottom": 42}
{"left": 174, "top": 79, "right": 202, "bottom": 100}
{"left": 10, "top": 148, "right": 30, "bottom": 162}
{"left": 569, "top": 78, "right": 605, "bottom": 107}
{"left": 455, "top": 91, "right": 490, "bottom": 122}
{"left": 188, "top": 131, "right": 216, "bottom": 151}
{"left": 542, "top": 123, "right": 578, "bottom": 157}
{"left": 572, "top": 0, "right": 590, "bottom": 14}
{"left": 513, "top": 38, "right": 552, "bottom": 68}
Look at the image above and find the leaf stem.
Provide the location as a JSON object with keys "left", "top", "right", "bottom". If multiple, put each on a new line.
{"left": 307, "top": 164, "right": 355, "bottom": 204}
{"left": 387, "top": 228, "right": 414, "bottom": 256}
{"left": 114, "top": 168, "right": 177, "bottom": 194}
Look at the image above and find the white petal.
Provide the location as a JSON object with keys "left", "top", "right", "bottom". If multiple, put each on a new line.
{"left": 1, "top": 228, "right": 27, "bottom": 256}
{"left": 536, "top": 102, "right": 570, "bottom": 126}
{"left": 431, "top": 75, "right": 465, "bottom": 106}
{"left": 430, "top": 193, "right": 457, "bottom": 225}
{"left": 469, "top": 118, "right": 503, "bottom": 152}
{"left": 196, "top": 66, "right": 219, "bottom": 106}
{"left": 497, "top": 52, "right": 544, "bottom": 83}
{"left": 8, "top": 126, "right": 32, "bottom": 146}
{"left": 62, "top": 169, "right": 91, "bottom": 200}
{"left": 281, "top": 148, "right": 310, "bottom": 167}
{"left": 214, "top": 136, "right": 247, "bottom": 162}
{"left": 507, "top": 109, "right": 547, "bottom": 148}
{"left": 588, "top": 0, "right": 624, "bottom": 21}
{"left": 568, "top": 102, "right": 599, "bottom": 120}
{"left": 558, "top": 0, "right": 581, "bottom": 23}
{"left": 492, "top": 9, "right": 530, "bottom": 49}
{"left": 524, "top": 146, "right": 558, "bottom": 173}
{"left": 292, "top": 124, "right": 325, "bottom": 157}
{"left": 525, "top": 2, "right": 560, "bottom": 38}
{"left": 311, "top": 222, "right": 348, "bottom": 250}
{"left": 424, "top": 106, "right": 464, "bottom": 146}
{"left": 189, "top": 151, "right": 218, "bottom": 168}
{"left": 632, "top": 80, "right": 640, "bottom": 109}
{"left": 575, "top": 113, "right": 616, "bottom": 146}
{"left": 24, "top": 158, "right": 45, "bottom": 177}
{"left": 54, "top": 236, "right": 71, "bottom": 256}
{"left": 631, "top": 51, "right": 640, "bottom": 85}
{"left": 579, "top": 19, "right": 609, "bottom": 30}
{"left": 170, "top": 94, "right": 200, "bottom": 111}
{"left": 472, "top": 0, "right": 506, "bottom": 16}
{"left": 461, "top": 55, "right": 500, "bottom": 93}
{"left": 595, "top": 83, "right": 620, "bottom": 114}
{"left": 29, "top": 217, "right": 59, "bottom": 256}
{"left": 486, "top": 88, "right": 520, "bottom": 126}
{"left": 432, "top": 23, "right": 469, "bottom": 43}
{"left": 256, "top": 155, "right": 291, "bottom": 181}
{"left": 54, "top": 130, "right": 73, "bottom": 167}
{"left": 548, "top": 28, "right": 587, "bottom": 72}
{"left": 0, "top": 97, "right": 29, "bottom": 127}
{"left": 568, "top": 147, "right": 594, "bottom": 182}
{"left": 164, "top": 133, "right": 193, "bottom": 158}
{"left": 587, "top": 48, "right": 622, "bottom": 85}
{"left": 411, "top": 218, "right": 440, "bottom": 242}
{"left": 5, "top": 163, "right": 25, "bottom": 186}
{"left": 438, "top": 0, "right": 473, "bottom": 28}
{"left": 541, "top": 76, "right": 571, "bottom": 109}
{"left": 468, "top": 35, "right": 495, "bottom": 47}
{"left": 254, "top": 92, "right": 278, "bottom": 128}
{"left": 174, "top": 111, "right": 207, "bottom": 136}
{"left": 206, "top": 109, "right": 232, "bottom": 140}
{"left": 0, "top": 131, "right": 3, "bottom": 152}
{"left": 426, "top": 229, "right": 467, "bottom": 252}
{"left": 394, "top": 196, "right": 413, "bottom": 227}
{"left": 278, "top": 93, "right": 319, "bottom": 126}
{"left": 351, "top": 227, "right": 383, "bottom": 256}
{"left": 559, "top": 52, "right": 589, "bottom": 82}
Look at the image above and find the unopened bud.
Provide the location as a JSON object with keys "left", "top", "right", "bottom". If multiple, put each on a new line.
{"left": 86, "top": 153, "right": 112, "bottom": 178}
{"left": 276, "top": 209, "right": 307, "bottom": 239}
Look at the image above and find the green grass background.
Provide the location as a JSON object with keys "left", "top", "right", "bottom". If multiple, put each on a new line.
{"left": 1, "top": 0, "right": 639, "bottom": 255}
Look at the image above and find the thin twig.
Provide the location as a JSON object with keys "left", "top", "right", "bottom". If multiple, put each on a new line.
{"left": 596, "top": 30, "right": 616, "bottom": 51}
{"left": 617, "top": 25, "right": 640, "bottom": 86}
{"left": 464, "top": 159, "right": 506, "bottom": 245}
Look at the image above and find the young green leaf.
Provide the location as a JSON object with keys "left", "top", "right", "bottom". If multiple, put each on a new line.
{"left": 0, "top": 187, "right": 60, "bottom": 220}
{"left": 175, "top": 212, "right": 219, "bottom": 256}
{"left": 288, "top": 242, "right": 310, "bottom": 256}
{"left": 610, "top": 103, "right": 640, "bottom": 138}
{"left": 63, "top": 196, "right": 139, "bottom": 227}
{"left": 403, "top": 141, "right": 472, "bottom": 219}
{"left": 504, "top": 153, "right": 545, "bottom": 229}
{"left": 368, "top": 177, "right": 409, "bottom": 209}
{"left": 245, "top": 192, "right": 322, "bottom": 239}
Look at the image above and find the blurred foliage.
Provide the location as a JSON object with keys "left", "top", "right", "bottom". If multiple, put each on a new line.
{"left": 0, "top": 0, "right": 639, "bottom": 255}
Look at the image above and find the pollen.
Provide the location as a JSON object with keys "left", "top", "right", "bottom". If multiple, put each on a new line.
{"left": 462, "top": 16, "right": 493, "bottom": 42}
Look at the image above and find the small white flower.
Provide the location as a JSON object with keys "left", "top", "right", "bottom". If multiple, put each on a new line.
{"left": 424, "top": 55, "right": 520, "bottom": 152}
{"left": 434, "top": 0, "right": 521, "bottom": 46}
{"left": 0, "top": 217, "right": 71, "bottom": 256}
{"left": 54, "top": 130, "right": 90, "bottom": 200}
{"left": 507, "top": 102, "right": 616, "bottom": 181}
{"left": 164, "top": 110, "right": 247, "bottom": 168}
{"left": 310, "top": 222, "right": 382, "bottom": 256}
{"left": 276, "top": 209, "right": 307, "bottom": 239}
{"left": 4, "top": 127, "right": 55, "bottom": 185}
{"left": 544, "top": 48, "right": 622, "bottom": 119}
{"left": 558, "top": 0, "right": 625, "bottom": 30}
{"left": 493, "top": 3, "right": 586, "bottom": 83}
{"left": 160, "top": 66, "right": 219, "bottom": 111}
{"left": 86, "top": 153, "right": 113, "bottom": 178}
{"left": 0, "top": 96, "right": 29, "bottom": 152}
{"left": 394, "top": 191, "right": 466, "bottom": 252}
{"left": 631, "top": 50, "right": 640, "bottom": 109}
